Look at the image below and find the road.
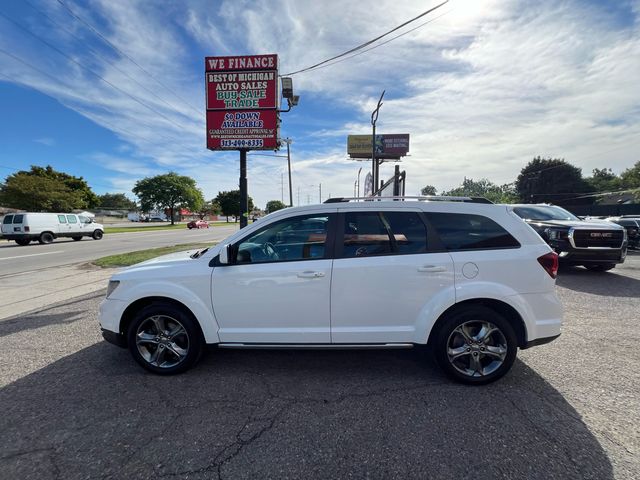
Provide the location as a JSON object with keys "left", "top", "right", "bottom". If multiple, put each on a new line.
{"left": 0, "top": 255, "right": 638, "bottom": 478}
{"left": 0, "top": 225, "right": 238, "bottom": 276}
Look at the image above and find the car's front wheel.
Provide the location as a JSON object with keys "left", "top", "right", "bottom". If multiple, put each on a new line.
{"left": 433, "top": 306, "right": 517, "bottom": 385}
{"left": 92, "top": 230, "right": 103, "bottom": 240}
{"left": 127, "top": 302, "right": 204, "bottom": 375}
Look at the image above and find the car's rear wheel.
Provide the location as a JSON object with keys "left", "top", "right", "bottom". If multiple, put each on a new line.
{"left": 92, "top": 230, "right": 103, "bottom": 240}
{"left": 434, "top": 306, "right": 517, "bottom": 385}
{"left": 127, "top": 302, "right": 204, "bottom": 375}
{"left": 584, "top": 264, "right": 615, "bottom": 272}
{"left": 72, "top": 236, "right": 82, "bottom": 241}
{"left": 39, "top": 232, "right": 54, "bottom": 244}
{"left": 15, "top": 239, "right": 31, "bottom": 246}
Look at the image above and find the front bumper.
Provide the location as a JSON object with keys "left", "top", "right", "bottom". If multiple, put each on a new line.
{"left": 102, "top": 329, "right": 127, "bottom": 348}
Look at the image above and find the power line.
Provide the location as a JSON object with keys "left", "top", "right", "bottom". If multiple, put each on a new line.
{"left": 282, "top": 0, "right": 449, "bottom": 76}
{"left": 0, "top": 13, "right": 196, "bottom": 138}
{"left": 305, "top": 8, "right": 454, "bottom": 74}
{"left": 23, "top": 0, "right": 201, "bottom": 125}
{"left": 54, "top": 0, "right": 202, "bottom": 116}
{"left": 0, "top": 46, "right": 196, "bottom": 150}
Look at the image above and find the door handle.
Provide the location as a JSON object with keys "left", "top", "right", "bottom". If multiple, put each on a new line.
{"left": 297, "top": 271, "right": 325, "bottom": 278}
{"left": 417, "top": 265, "right": 446, "bottom": 273}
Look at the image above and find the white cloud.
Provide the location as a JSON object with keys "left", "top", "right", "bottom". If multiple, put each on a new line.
{"left": 34, "top": 137, "right": 55, "bottom": 146}
{"left": 1, "top": 0, "right": 638, "bottom": 205}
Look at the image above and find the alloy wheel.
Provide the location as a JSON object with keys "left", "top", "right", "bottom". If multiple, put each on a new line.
{"left": 446, "top": 320, "right": 508, "bottom": 378}
{"left": 135, "top": 315, "right": 190, "bottom": 369}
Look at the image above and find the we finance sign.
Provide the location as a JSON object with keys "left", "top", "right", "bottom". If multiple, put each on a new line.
{"left": 205, "top": 54, "right": 279, "bottom": 150}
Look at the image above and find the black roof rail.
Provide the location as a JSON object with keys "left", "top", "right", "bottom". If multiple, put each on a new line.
{"left": 324, "top": 196, "right": 494, "bottom": 204}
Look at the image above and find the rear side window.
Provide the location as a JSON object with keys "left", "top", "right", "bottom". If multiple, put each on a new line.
{"left": 58, "top": 215, "right": 67, "bottom": 224}
{"left": 12, "top": 214, "right": 23, "bottom": 224}
{"left": 427, "top": 213, "right": 520, "bottom": 251}
{"left": 340, "top": 211, "right": 427, "bottom": 258}
{"left": 2, "top": 215, "right": 13, "bottom": 225}
{"left": 66, "top": 215, "right": 77, "bottom": 223}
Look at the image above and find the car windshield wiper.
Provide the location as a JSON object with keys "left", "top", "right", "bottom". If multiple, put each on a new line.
{"left": 190, "top": 248, "right": 209, "bottom": 259}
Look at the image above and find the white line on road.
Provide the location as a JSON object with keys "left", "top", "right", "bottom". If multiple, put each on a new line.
{"left": 0, "top": 251, "right": 63, "bottom": 261}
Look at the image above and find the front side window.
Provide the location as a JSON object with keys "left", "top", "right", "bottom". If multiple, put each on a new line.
{"left": 234, "top": 214, "right": 330, "bottom": 264}
{"left": 2, "top": 215, "right": 13, "bottom": 225}
{"left": 340, "top": 211, "right": 427, "bottom": 258}
{"left": 427, "top": 213, "right": 520, "bottom": 251}
{"left": 66, "top": 215, "right": 77, "bottom": 223}
{"left": 12, "top": 214, "right": 23, "bottom": 224}
{"left": 58, "top": 215, "right": 67, "bottom": 224}
{"left": 78, "top": 215, "right": 91, "bottom": 224}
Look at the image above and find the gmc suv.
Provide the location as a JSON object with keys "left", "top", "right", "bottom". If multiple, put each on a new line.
{"left": 100, "top": 197, "right": 563, "bottom": 385}
{"left": 510, "top": 204, "right": 627, "bottom": 272}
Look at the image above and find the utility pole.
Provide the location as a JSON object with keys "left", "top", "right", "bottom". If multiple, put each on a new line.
{"left": 281, "top": 172, "right": 284, "bottom": 203}
{"left": 371, "top": 90, "right": 385, "bottom": 196}
{"left": 284, "top": 138, "right": 294, "bottom": 207}
{"left": 297, "top": 186, "right": 300, "bottom": 206}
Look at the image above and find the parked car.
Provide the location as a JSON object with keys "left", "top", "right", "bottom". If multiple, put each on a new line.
{"left": 1, "top": 213, "right": 104, "bottom": 245}
{"left": 605, "top": 217, "right": 640, "bottom": 250}
{"left": 100, "top": 197, "right": 562, "bottom": 385}
{"left": 148, "top": 216, "right": 168, "bottom": 222}
{"left": 510, "top": 204, "right": 627, "bottom": 271}
{"left": 187, "top": 220, "right": 209, "bottom": 229}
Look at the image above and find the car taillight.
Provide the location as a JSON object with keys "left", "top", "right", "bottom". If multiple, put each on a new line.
{"left": 24, "top": 226, "right": 30, "bottom": 232}
{"left": 538, "top": 252, "right": 559, "bottom": 279}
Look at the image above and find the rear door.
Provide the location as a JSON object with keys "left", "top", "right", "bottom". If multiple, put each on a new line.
{"left": 330, "top": 209, "right": 455, "bottom": 344}
{"left": 1, "top": 215, "right": 14, "bottom": 236}
{"left": 66, "top": 215, "right": 81, "bottom": 235}
{"left": 57, "top": 214, "right": 68, "bottom": 235}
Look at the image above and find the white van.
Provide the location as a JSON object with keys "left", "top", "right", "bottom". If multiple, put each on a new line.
{"left": 1, "top": 213, "right": 104, "bottom": 246}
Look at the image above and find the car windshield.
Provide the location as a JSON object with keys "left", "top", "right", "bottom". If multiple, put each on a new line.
{"left": 513, "top": 206, "right": 579, "bottom": 221}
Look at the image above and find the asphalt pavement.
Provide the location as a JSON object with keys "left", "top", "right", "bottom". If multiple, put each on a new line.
{"left": 0, "top": 254, "right": 638, "bottom": 478}
{"left": 0, "top": 224, "right": 238, "bottom": 276}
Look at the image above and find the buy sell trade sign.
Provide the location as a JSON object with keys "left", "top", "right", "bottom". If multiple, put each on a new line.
{"left": 205, "top": 54, "right": 279, "bottom": 150}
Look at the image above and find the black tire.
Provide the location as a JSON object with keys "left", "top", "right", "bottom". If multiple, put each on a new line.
{"left": 39, "top": 232, "right": 54, "bottom": 244}
{"left": 92, "top": 229, "right": 103, "bottom": 240}
{"left": 72, "top": 236, "right": 82, "bottom": 241}
{"left": 433, "top": 306, "right": 518, "bottom": 385}
{"left": 127, "top": 302, "right": 204, "bottom": 375}
{"left": 584, "top": 264, "right": 615, "bottom": 272}
{"left": 15, "top": 238, "right": 31, "bottom": 246}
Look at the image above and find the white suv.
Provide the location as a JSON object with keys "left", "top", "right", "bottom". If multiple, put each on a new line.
{"left": 99, "top": 198, "right": 562, "bottom": 384}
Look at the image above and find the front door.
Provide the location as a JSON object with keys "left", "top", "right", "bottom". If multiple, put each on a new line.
{"left": 330, "top": 210, "right": 455, "bottom": 344}
{"left": 211, "top": 212, "right": 336, "bottom": 343}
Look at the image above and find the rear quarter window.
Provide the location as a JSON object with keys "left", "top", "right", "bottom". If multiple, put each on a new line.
{"left": 2, "top": 215, "right": 13, "bottom": 225}
{"left": 427, "top": 213, "right": 520, "bottom": 251}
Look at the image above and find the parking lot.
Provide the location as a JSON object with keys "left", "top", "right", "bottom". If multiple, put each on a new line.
{"left": 1, "top": 254, "right": 638, "bottom": 479}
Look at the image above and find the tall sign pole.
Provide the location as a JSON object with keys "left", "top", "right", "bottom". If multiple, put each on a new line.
{"left": 371, "top": 90, "right": 385, "bottom": 195}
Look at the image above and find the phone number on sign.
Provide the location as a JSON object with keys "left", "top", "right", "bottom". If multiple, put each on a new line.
{"left": 220, "top": 139, "right": 264, "bottom": 148}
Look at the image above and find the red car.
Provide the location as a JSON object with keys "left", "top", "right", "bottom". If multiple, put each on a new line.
{"left": 187, "top": 220, "right": 209, "bottom": 229}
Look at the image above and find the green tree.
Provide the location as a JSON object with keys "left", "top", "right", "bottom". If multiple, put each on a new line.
{"left": 265, "top": 200, "right": 287, "bottom": 213}
{"left": 0, "top": 165, "right": 98, "bottom": 211}
{"left": 620, "top": 161, "right": 640, "bottom": 201}
{"left": 197, "top": 200, "right": 221, "bottom": 219}
{"left": 0, "top": 173, "right": 85, "bottom": 211}
{"left": 420, "top": 185, "right": 437, "bottom": 196}
{"left": 585, "top": 168, "right": 621, "bottom": 193}
{"left": 133, "top": 172, "right": 204, "bottom": 225}
{"left": 515, "top": 157, "right": 591, "bottom": 204}
{"left": 214, "top": 190, "right": 255, "bottom": 222}
{"left": 441, "top": 178, "right": 518, "bottom": 204}
{"left": 97, "top": 193, "right": 137, "bottom": 210}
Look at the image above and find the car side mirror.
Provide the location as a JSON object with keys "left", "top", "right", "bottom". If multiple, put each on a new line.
{"left": 219, "top": 244, "right": 232, "bottom": 265}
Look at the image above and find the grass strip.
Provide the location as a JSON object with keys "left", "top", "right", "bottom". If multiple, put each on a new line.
{"left": 104, "top": 223, "right": 237, "bottom": 234}
{"left": 93, "top": 243, "right": 213, "bottom": 268}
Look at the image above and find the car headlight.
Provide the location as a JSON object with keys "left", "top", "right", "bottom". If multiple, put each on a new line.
{"left": 546, "top": 228, "right": 568, "bottom": 240}
{"left": 106, "top": 280, "right": 120, "bottom": 298}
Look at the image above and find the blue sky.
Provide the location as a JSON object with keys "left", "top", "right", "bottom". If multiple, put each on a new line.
{"left": 0, "top": 0, "right": 639, "bottom": 208}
